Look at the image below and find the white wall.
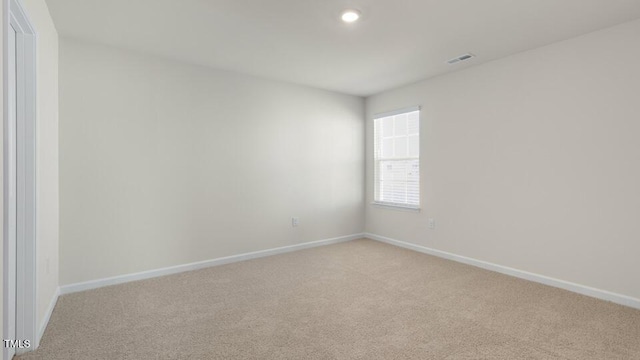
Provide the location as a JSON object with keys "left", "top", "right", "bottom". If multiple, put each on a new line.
{"left": 59, "top": 39, "right": 364, "bottom": 286}
{"left": 366, "top": 19, "right": 640, "bottom": 300}
{"left": 20, "top": 0, "right": 59, "bottom": 336}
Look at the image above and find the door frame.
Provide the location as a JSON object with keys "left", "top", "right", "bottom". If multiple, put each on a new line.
{"left": 3, "top": 0, "right": 37, "bottom": 357}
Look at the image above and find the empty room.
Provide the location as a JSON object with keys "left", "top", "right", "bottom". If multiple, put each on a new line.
{"left": 2, "top": 0, "right": 640, "bottom": 359}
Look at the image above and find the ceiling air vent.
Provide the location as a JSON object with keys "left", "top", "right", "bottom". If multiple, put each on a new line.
{"left": 447, "top": 53, "right": 475, "bottom": 65}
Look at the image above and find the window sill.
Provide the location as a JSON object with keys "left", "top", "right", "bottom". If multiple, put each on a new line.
{"left": 371, "top": 202, "right": 421, "bottom": 212}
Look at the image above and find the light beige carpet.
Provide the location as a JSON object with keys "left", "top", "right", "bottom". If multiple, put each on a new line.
{"left": 18, "top": 239, "right": 640, "bottom": 359}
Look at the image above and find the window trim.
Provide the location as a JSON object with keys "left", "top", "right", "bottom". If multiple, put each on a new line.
{"left": 375, "top": 106, "right": 421, "bottom": 119}
{"left": 371, "top": 201, "right": 421, "bottom": 212}
{"left": 373, "top": 106, "right": 421, "bottom": 211}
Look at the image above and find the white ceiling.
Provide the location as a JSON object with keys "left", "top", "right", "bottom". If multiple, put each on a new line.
{"left": 46, "top": 0, "right": 640, "bottom": 96}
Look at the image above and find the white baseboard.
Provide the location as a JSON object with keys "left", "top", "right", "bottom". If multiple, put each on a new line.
{"left": 364, "top": 233, "right": 640, "bottom": 310}
{"left": 59, "top": 233, "right": 364, "bottom": 295}
{"left": 36, "top": 286, "right": 60, "bottom": 348}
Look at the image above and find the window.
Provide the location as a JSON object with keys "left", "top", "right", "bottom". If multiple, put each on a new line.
{"left": 373, "top": 107, "right": 420, "bottom": 209}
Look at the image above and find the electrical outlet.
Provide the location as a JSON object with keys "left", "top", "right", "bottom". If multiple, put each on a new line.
{"left": 292, "top": 217, "right": 299, "bottom": 227}
{"left": 428, "top": 218, "right": 435, "bottom": 230}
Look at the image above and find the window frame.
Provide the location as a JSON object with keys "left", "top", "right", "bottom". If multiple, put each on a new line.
{"left": 372, "top": 106, "right": 421, "bottom": 211}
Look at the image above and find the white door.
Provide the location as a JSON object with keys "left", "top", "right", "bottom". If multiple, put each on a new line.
{"left": 4, "top": 1, "right": 37, "bottom": 357}
{"left": 4, "top": 22, "right": 19, "bottom": 360}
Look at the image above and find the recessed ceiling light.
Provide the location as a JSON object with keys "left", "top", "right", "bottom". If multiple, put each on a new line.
{"left": 341, "top": 9, "right": 361, "bottom": 23}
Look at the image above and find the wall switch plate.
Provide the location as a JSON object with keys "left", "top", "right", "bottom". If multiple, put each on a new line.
{"left": 428, "top": 218, "right": 435, "bottom": 230}
{"left": 292, "top": 217, "right": 299, "bottom": 227}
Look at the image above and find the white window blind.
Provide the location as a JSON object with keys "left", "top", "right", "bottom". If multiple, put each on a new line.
{"left": 374, "top": 107, "right": 420, "bottom": 209}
